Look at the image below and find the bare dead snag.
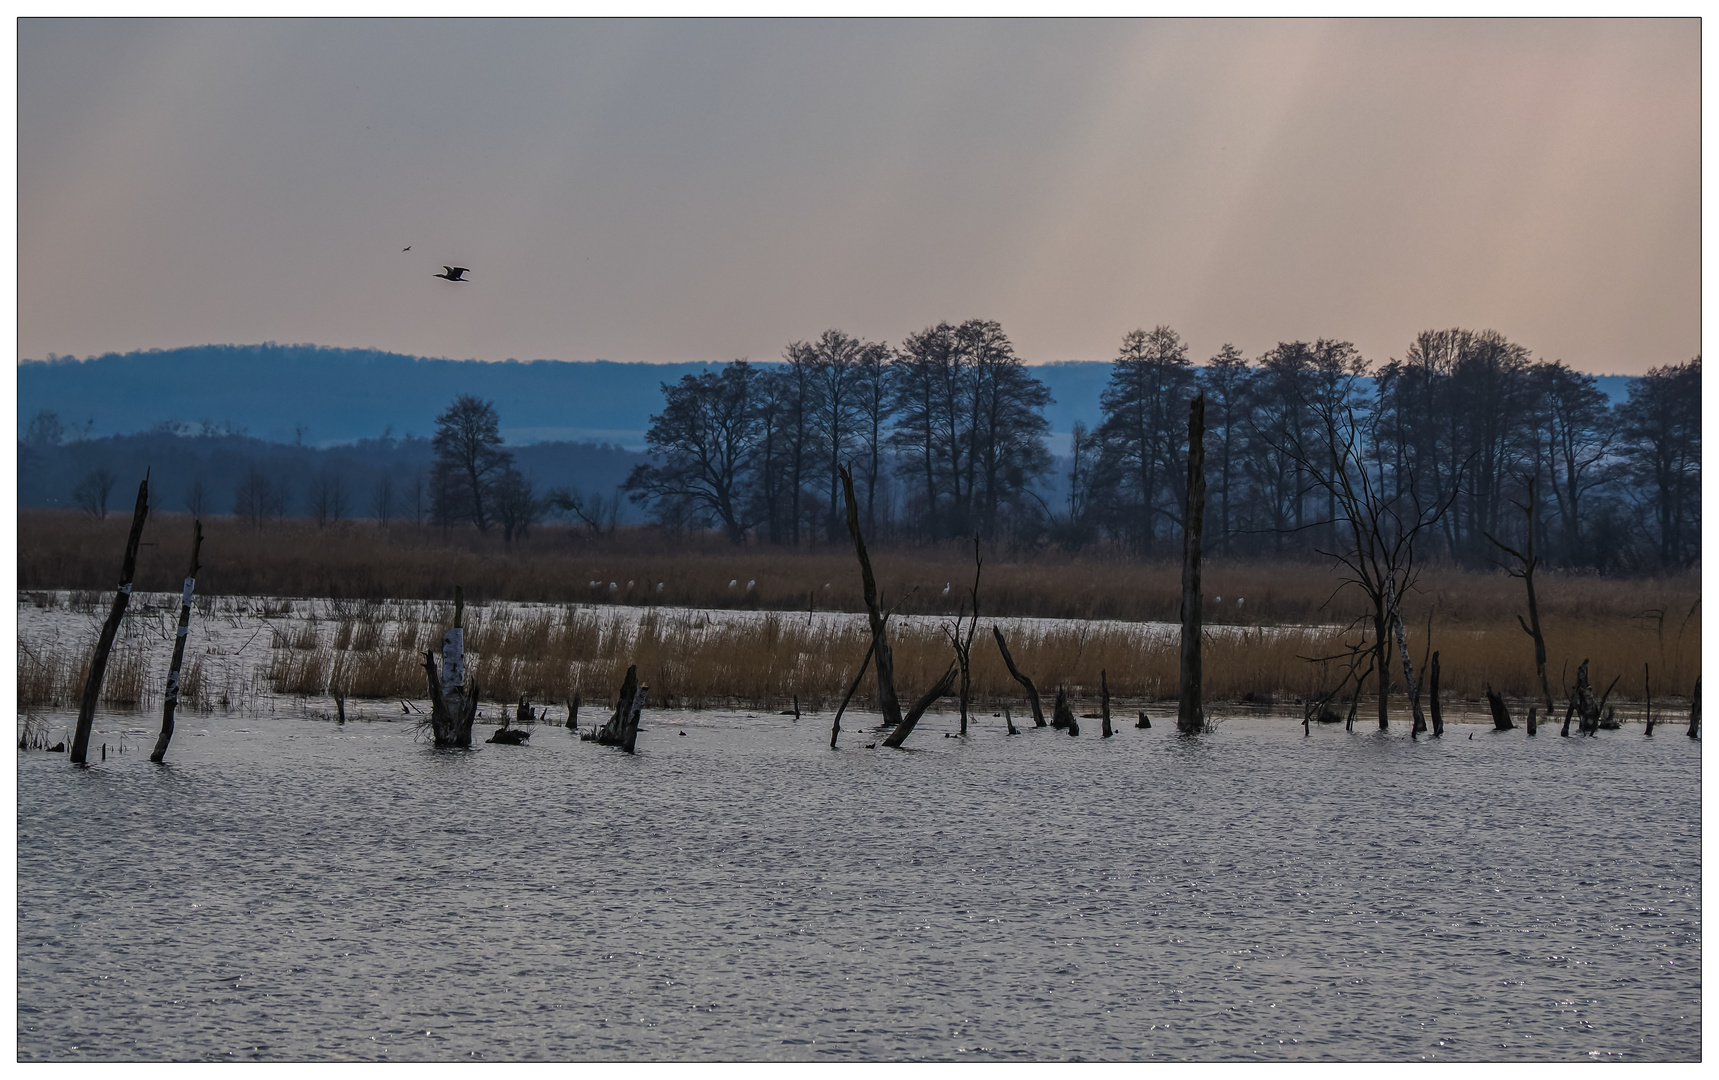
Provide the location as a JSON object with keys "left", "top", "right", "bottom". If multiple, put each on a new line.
{"left": 1560, "top": 697, "right": 1574, "bottom": 737}
{"left": 336, "top": 696, "right": 346, "bottom": 724}
{"left": 1385, "top": 575, "right": 1427, "bottom": 736}
{"left": 1004, "top": 704, "right": 1019, "bottom": 736}
{"left": 1485, "top": 684, "right": 1514, "bottom": 731}
{"left": 588, "top": 664, "right": 647, "bottom": 753}
{"left": 1101, "top": 670, "right": 1113, "bottom": 737}
{"left": 73, "top": 473, "right": 150, "bottom": 765}
{"left": 1573, "top": 660, "right": 1601, "bottom": 735}
{"left": 1688, "top": 677, "right": 1700, "bottom": 738}
{"left": 840, "top": 465, "right": 902, "bottom": 730}
{"left": 421, "top": 650, "right": 479, "bottom": 747}
{"left": 1178, "top": 393, "right": 1205, "bottom": 735}
{"left": 567, "top": 691, "right": 581, "bottom": 730}
{"left": 1643, "top": 664, "right": 1653, "bottom": 736}
{"left": 1052, "top": 685, "right": 1074, "bottom": 730}
{"left": 1526, "top": 707, "right": 1537, "bottom": 735}
{"left": 831, "top": 638, "right": 876, "bottom": 749}
{"left": 150, "top": 517, "right": 202, "bottom": 764}
{"left": 1428, "top": 651, "right": 1444, "bottom": 738}
{"left": 1484, "top": 479, "right": 1557, "bottom": 720}
{"left": 881, "top": 664, "right": 957, "bottom": 749}
{"left": 1595, "top": 672, "right": 1623, "bottom": 728}
{"left": 942, "top": 537, "right": 984, "bottom": 735}
{"left": 992, "top": 626, "right": 1046, "bottom": 726}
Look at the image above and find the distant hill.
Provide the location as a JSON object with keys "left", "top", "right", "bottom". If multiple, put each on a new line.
{"left": 16, "top": 343, "right": 1636, "bottom": 450}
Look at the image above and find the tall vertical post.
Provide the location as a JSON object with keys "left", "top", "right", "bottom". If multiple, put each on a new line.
{"left": 150, "top": 519, "right": 203, "bottom": 763}
{"left": 72, "top": 474, "right": 150, "bottom": 765}
{"left": 1178, "top": 394, "right": 1206, "bottom": 735}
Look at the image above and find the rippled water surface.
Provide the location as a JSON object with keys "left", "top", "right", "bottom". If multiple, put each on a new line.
{"left": 17, "top": 712, "right": 1701, "bottom": 1061}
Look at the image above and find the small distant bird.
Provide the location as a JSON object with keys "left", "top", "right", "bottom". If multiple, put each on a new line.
{"left": 609, "top": 582, "right": 618, "bottom": 591}
{"left": 1238, "top": 597, "right": 1245, "bottom": 606}
{"left": 627, "top": 580, "right": 635, "bottom": 590}
{"left": 589, "top": 580, "right": 599, "bottom": 589}
{"left": 402, "top": 245, "right": 411, "bottom": 252}
{"left": 434, "top": 265, "right": 470, "bottom": 282}
{"left": 942, "top": 582, "right": 951, "bottom": 597}
{"left": 746, "top": 579, "right": 756, "bottom": 591}
{"left": 1215, "top": 595, "right": 1222, "bottom": 603}
{"left": 656, "top": 582, "right": 665, "bottom": 592}
{"left": 823, "top": 582, "right": 830, "bottom": 589}
{"left": 729, "top": 579, "right": 738, "bottom": 589}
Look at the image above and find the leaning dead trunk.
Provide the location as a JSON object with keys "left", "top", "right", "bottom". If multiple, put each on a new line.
{"left": 1177, "top": 393, "right": 1205, "bottom": 735}
{"left": 840, "top": 466, "right": 902, "bottom": 730}
{"left": 992, "top": 626, "right": 1046, "bottom": 726}
{"left": 150, "top": 518, "right": 203, "bottom": 763}
{"left": 72, "top": 474, "right": 150, "bottom": 765}
{"left": 1485, "top": 684, "right": 1514, "bottom": 731}
{"left": 830, "top": 639, "right": 876, "bottom": 749}
{"left": 881, "top": 664, "right": 957, "bottom": 749}
{"left": 1100, "top": 670, "right": 1113, "bottom": 738}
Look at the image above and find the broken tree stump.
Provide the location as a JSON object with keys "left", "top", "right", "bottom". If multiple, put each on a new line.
{"left": 1428, "top": 652, "right": 1444, "bottom": 738}
{"left": 1560, "top": 697, "right": 1574, "bottom": 737}
{"left": 587, "top": 664, "right": 647, "bottom": 753}
{"left": 992, "top": 625, "right": 1046, "bottom": 726}
{"left": 567, "top": 691, "right": 581, "bottom": 730}
{"left": 1644, "top": 663, "right": 1654, "bottom": 736}
{"left": 150, "top": 517, "right": 202, "bottom": 764}
{"left": 1137, "top": 710, "right": 1150, "bottom": 729}
{"left": 1689, "top": 678, "right": 1700, "bottom": 739}
{"left": 1485, "top": 684, "right": 1514, "bottom": 731}
{"left": 73, "top": 473, "right": 150, "bottom": 766}
{"left": 1573, "top": 660, "right": 1601, "bottom": 735}
{"left": 1003, "top": 704, "right": 1019, "bottom": 736}
{"left": 1101, "top": 670, "right": 1113, "bottom": 738}
{"left": 881, "top": 664, "right": 957, "bottom": 749}
{"left": 1052, "top": 686, "right": 1074, "bottom": 730}
{"left": 421, "top": 649, "right": 479, "bottom": 748}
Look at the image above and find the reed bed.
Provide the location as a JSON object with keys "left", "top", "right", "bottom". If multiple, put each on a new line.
{"left": 20, "top": 508, "right": 1699, "bottom": 629}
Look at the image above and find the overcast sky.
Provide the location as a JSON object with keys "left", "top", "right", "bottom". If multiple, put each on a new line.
{"left": 18, "top": 18, "right": 1698, "bottom": 374}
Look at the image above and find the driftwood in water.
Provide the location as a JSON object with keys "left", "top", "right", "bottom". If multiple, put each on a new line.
{"left": 1598, "top": 706, "right": 1620, "bottom": 731}
{"left": 1178, "top": 393, "right": 1205, "bottom": 735}
{"left": 1100, "top": 670, "right": 1113, "bottom": 738}
{"left": 1137, "top": 710, "right": 1150, "bottom": 729}
{"left": 840, "top": 466, "right": 903, "bottom": 730}
{"left": 150, "top": 517, "right": 203, "bottom": 763}
{"left": 73, "top": 474, "right": 151, "bottom": 765}
{"left": 488, "top": 697, "right": 534, "bottom": 744}
{"left": 1689, "top": 678, "right": 1700, "bottom": 738}
{"left": 881, "top": 664, "right": 957, "bottom": 749}
{"left": 830, "top": 639, "right": 876, "bottom": 749}
{"left": 1484, "top": 684, "right": 1514, "bottom": 731}
{"left": 586, "top": 664, "right": 647, "bottom": 753}
{"left": 1427, "top": 652, "right": 1444, "bottom": 737}
{"left": 992, "top": 626, "right": 1046, "bottom": 726}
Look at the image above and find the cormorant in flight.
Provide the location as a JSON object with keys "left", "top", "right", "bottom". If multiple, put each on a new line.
{"left": 434, "top": 266, "right": 470, "bottom": 282}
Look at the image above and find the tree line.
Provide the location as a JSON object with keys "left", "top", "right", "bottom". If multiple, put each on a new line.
{"left": 622, "top": 321, "right": 1700, "bottom": 570}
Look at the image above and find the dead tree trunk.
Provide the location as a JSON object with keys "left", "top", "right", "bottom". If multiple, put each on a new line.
{"left": 1485, "top": 684, "right": 1514, "bottom": 731}
{"left": 1178, "top": 393, "right": 1205, "bottom": 735}
{"left": 830, "top": 639, "right": 876, "bottom": 749}
{"left": 1573, "top": 659, "right": 1600, "bottom": 735}
{"left": 1004, "top": 705, "right": 1019, "bottom": 736}
{"left": 881, "top": 664, "right": 957, "bottom": 749}
{"left": 150, "top": 517, "right": 202, "bottom": 764}
{"left": 992, "top": 626, "right": 1046, "bottom": 726}
{"left": 72, "top": 474, "right": 150, "bottom": 765}
{"left": 1485, "top": 479, "right": 1556, "bottom": 720}
{"left": 1526, "top": 707, "right": 1538, "bottom": 735}
{"left": 1688, "top": 677, "right": 1700, "bottom": 738}
{"left": 1137, "top": 710, "right": 1151, "bottom": 729}
{"left": 421, "top": 651, "right": 478, "bottom": 747}
{"left": 840, "top": 465, "right": 902, "bottom": 729}
{"left": 588, "top": 664, "right": 647, "bottom": 753}
{"left": 1560, "top": 698, "right": 1574, "bottom": 737}
{"left": 1643, "top": 664, "right": 1653, "bottom": 736}
{"left": 1427, "top": 651, "right": 1444, "bottom": 737}
{"left": 1385, "top": 575, "right": 1427, "bottom": 736}
{"left": 944, "top": 537, "right": 983, "bottom": 736}
{"left": 1100, "top": 670, "right": 1113, "bottom": 738}
{"left": 1052, "top": 685, "right": 1073, "bottom": 730}
{"left": 567, "top": 691, "right": 581, "bottom": 730}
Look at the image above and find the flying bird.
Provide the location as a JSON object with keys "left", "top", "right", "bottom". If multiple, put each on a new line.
{"left": 434, "top": 265, "right": 470, "bottom": 282}
{"left": 402, "top": 245, "right": 411, "bottom": 252}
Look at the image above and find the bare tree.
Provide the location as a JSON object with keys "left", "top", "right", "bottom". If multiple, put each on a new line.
{"left": 941, "top": 537, "right": 983, "bottom": 734}
{"left": 308, "top": 470, "right": 350, "bottom": 528}
{"left": 625, "top": 362, "right": 762, "bottom": 544}
{"left": 233, "top": 465, "right": 283, "bottom": 528}
{"left": 370, "top": 475, "right": 394, "bottom": 525}
{"left": 183, "top": 478, "right": 208, "bottom": 517}
{"left": 432, "top": 394, "right": 514, "bottom": 532}
{"left": 74, "top": 468, "right": 117, "bottom": 519}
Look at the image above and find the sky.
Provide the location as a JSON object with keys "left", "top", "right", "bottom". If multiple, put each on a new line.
{"left": 17, "top": 18, "right": 1699, "bottom": 375}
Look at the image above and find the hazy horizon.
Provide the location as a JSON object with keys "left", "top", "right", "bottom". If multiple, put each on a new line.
{"left": 20, "top": 19, "right": 1698, "bottom": 375}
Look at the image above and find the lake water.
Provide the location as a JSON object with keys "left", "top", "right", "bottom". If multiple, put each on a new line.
{"left": 16, "top": 710, "right": 1701, "bottom": 1061}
